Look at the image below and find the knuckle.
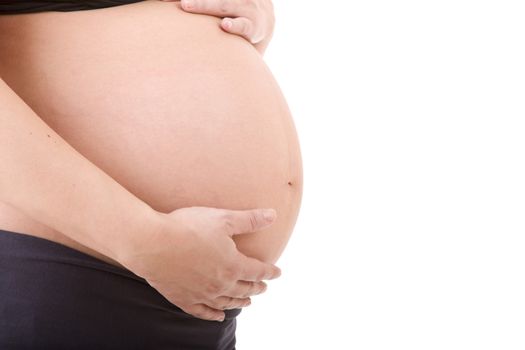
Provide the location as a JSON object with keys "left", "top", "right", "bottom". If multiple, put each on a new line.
{"left": 219, "top": 211, "right": 235, "bottom": 229}
{"left": 244, "top": 284, "right": 258, "bottom": 297}
{"left": 223, "top": 220, "right": 235, "bottom": 232}
{"left": 218, "top": 210, "right": 233, "bottom": 222}
{"left": 242, "top": 21, "right": 253, "bottom": 37}
{"left": 258, "top": 282, "right": 268, "bottom": 294}
{"left": 247, "top": 282, "right": 258, "bottom": 296}
{"left": 206, "top": 281, "right": 222, "bottom": 296}
{"left": 248, "top": 213, "right": 258, "bottom": 231}
{"left": 239, "top": 287, "right": 250, "bottom": 298}
{"left": 223, "top": 264, "right": 239, "bottom": 281}
{"left": 255, "top": 270, "right": 266, "bottom": 281}
{"left": 209, "top": 300, "right": 222, "bottom": 310}
{"left": 225, "top": 297, "right": 236, "bottom": 309}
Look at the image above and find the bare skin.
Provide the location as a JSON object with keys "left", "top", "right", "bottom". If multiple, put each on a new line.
{"left": 173, "top": 0, "right": 276, "bottom": 54}
{"left": 0, "top": 0, "right": 302, "bottom": 321}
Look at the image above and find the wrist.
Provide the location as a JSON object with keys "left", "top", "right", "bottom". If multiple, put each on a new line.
{"left": 111, "top": 205, "right": 167, "bottom": 270}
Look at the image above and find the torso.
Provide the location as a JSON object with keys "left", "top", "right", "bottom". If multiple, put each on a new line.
{"left": 0, "top": 0, "right": 302, "bottom": 266}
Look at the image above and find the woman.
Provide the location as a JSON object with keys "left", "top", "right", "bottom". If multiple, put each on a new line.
{"left": 0, "top": 0, "right": 303, "bottom": 348}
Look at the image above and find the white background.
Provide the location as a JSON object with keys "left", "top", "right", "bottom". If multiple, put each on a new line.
{"left": 237, "top": 1, "right": 525, "bottom": 349}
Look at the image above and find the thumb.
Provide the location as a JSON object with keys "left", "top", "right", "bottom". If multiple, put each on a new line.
{"left": 225, "top": 208, "right": 277, "bottom": 236}
{"left": 221, "top": 17, "right": 260, "bottom": 44}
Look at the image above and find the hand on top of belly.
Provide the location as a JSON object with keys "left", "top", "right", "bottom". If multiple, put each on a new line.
{"left": 118, "top": 205, "right": 281, "bottom": 322}
{"left": 160, "top": 0, "right": 275, "bottom": 54}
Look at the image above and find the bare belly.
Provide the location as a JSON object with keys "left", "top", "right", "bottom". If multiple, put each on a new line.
{"left": 0, "top": 0, "right": 302, "bottom": 266}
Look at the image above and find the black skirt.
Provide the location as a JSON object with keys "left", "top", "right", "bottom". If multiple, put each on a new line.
{"left": 0, "top": 228, "right": 241, "bottom": 350}
{"left": 0, "top": 0, "right": 145, "bottom": 15}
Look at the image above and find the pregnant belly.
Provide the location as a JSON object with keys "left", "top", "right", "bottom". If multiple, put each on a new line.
{"left": 0, "top": 0, "right": 303, "bottom": 264}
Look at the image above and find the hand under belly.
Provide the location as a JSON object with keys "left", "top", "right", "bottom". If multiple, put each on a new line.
{"left": 0, "top": 0, "right": 303, "bottom": 264}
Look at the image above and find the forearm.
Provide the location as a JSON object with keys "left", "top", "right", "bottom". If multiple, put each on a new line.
{"left": 0, "top": 77, "right": 158, "bottom": 263}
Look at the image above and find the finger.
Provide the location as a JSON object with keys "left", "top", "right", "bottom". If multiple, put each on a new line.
{"left": 238, "top": 254, "right": 281, "bottom": 282}
{"left": 221, "top": 17, "right": 260, "bottom": 44}
{"left": 180, "top": 303, "right": 226, "bottom": 322}
{"left": 225, "top": 280, "right": 267, "bottom": 298}
{"left": 180, "top": 0, "right": 244, "bottom": 18}
{"left": 206, "top": 296, "right": 252, "bottom": 310}
{"left": 224, "top": 208, "right": 277, "bottom": 236}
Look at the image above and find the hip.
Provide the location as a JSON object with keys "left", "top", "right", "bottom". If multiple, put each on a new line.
{"left": 0, "top": 228, "right": 240, "bottom": 350}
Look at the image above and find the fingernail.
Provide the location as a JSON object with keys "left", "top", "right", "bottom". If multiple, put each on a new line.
{"left": 223, "top": 19, "right": 233, "bottom": 30}
{"left": 182, "top": 0, "right": 193, "bottom": 9}
{"left": 263, "top": 209, "right": 276, "bottom": 222}
{"left": 216, "top": 316, "right": 225, "bottom": 322}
